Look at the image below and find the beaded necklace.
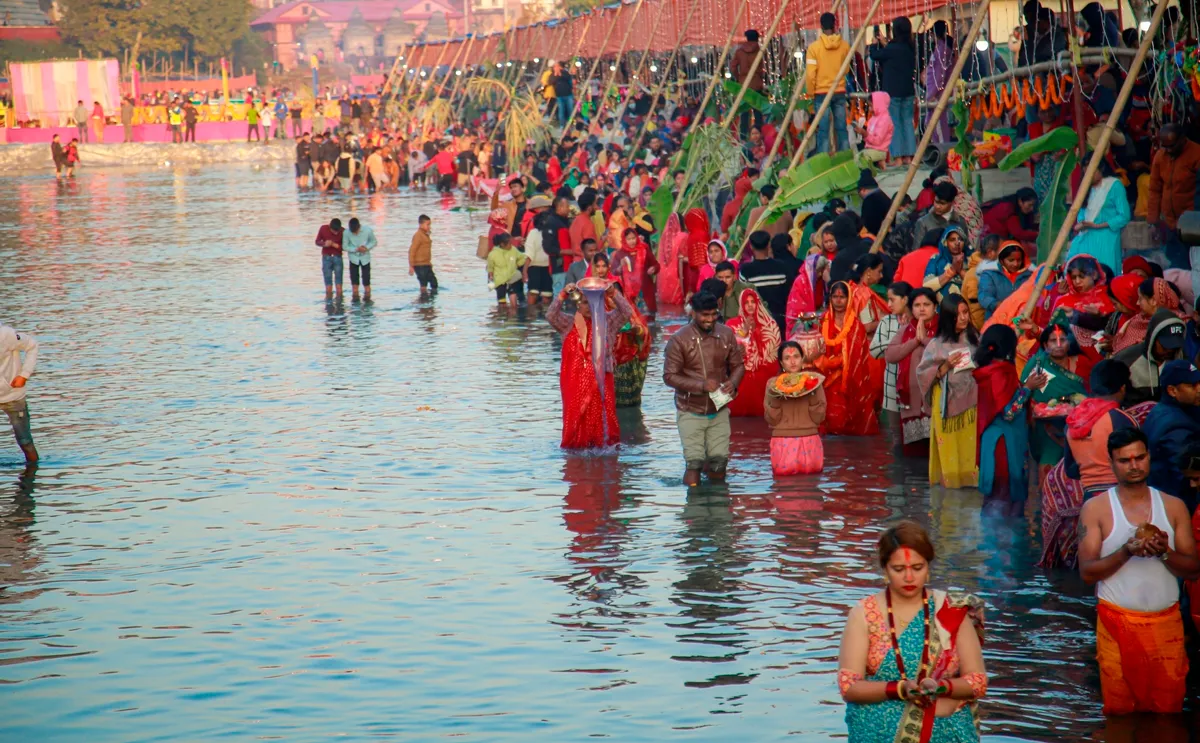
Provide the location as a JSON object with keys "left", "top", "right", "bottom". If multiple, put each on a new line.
{"left": 885, "top": 587, "right": 932, "bottom": 682}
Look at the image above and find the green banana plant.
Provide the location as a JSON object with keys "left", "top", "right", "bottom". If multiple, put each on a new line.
{"left": 763, "top": 151, "right": 859, "bottom": 223}
{"left": 998, "top": 126, "right": 1080, "bottom": 264}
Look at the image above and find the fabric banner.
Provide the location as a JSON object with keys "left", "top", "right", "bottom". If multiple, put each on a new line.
{"left": 10, "top": 59, "right": 120, "bottom": 126}
{"left": 118, "top": 75, "right": 257, "bottom": 96}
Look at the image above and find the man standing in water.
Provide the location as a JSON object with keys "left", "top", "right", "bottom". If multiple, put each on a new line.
{"left": 315, "top": 218, "right": 345, "bottom": 300}
{"left": 408, "top": 214, "right": 437, "bottom": 294}
{"left": 344, "top": 217, "right": 377, "bottom": 301}
{"left": 1078, "top": 428, "right": 1199, "bottom": 715}
{"left": 663, "top": 291, "right": 745, "bottom": 486}
{"left": 0, "top": 325, "right": 38, "bottom": 465}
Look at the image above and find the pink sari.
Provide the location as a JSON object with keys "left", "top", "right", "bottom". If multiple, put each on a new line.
{"left": 785, "top": 254, "right": 826, "bottom": 338}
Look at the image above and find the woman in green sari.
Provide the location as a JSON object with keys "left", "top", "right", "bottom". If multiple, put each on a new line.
{"left": 1020, "top": 313, "right": 1096, "bottom": 488}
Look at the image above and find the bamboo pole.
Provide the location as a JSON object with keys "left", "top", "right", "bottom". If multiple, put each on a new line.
{"left": 668, "top": 0, "right": 752, "bottom": 217}
{"left": 436, "top": 36, "right": 470, "bottom": 99}
{"left": 746, "top": 0, "right": 886, "bottom": 236}
{"left": 454, "top": 32, "right": 501, "bottom": 119}
{"left": 445, "top": 33, "right": 478, "bottom": 108}
{"left": 868, "top": 0, "right": 994, "bottom": 254}
{"left": 718, "top": 0, "right": 793, "bottom": 131}
{"left": 581, "top": 0, "right": 649, "bottom": 134}
{"left": 1018, "top": 0, "right": 1169, "bottom": 316}
{"left": 377, "top": 41, "right": 412, "bottom": 124}
{"left": 558, "top": 1, "right": 630, "bottom": 142}
{"left": 396, "top": 42, "right": 424, "bottom": 102}
{"left": 600, "top": 0, "right": 671, "bottom": 125}
{"left": 485, "top": 26, "right": 551, "bottom": 143}
{"left": 628, "top": 0, "right": 703, "bottom": 158}
{"left": 406, "top": 41, "right": 453, "bottom": 115}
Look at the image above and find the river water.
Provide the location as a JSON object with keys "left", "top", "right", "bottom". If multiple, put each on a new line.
{"left": 0, "top": 163, "right": 1195, "bottom": 742}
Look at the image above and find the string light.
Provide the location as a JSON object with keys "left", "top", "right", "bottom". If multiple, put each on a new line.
{"left": 1138, "top": 19, "right": 1151, "bottom": 32}
{"left": 793, "top": 50, "right": 802, "bottom": 59}
{"left": 650, "top": 64, "right": 658, "bottom": 72}
{"left": 609, "top": 64, "right": 616, "bottom": 71}
{"left": 455, "top": 70, "right": 462, "bottom": 75}
{"left": 534, "top": 57, "right": 540, "bottom": 63}
{"left": 690, "top": 56, "right": 698, "bottom": 63}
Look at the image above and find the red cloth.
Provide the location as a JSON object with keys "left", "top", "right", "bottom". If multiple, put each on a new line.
{"left": 982, "top": 200, "right": 1038, "bottom": 242}
{"left": 683, "top": 208, "right": 712, "bottom": 267}
{"left": 973, "top": 361, "right": 1020, "bottom": 458}
{"left": 315, "top": 224, "right": 343, "bottom": 256}
{"left": 896, "top": 246, "right": 938, "bottom": 287}
{"left": 896, "top": 318, "right": 937, "bottom": 407}
{"left": 816, "top": 308, "right": 881, "bottom": 435}
{"left": 1067, "top": 398, "right": 1121, "bottom": 439}
{"left": 721, "top": 176, "right": 753, "bottom": 233}
{"left": 560, "top": 324, "right": 619, "bottom": 449}
{"left": 1053, "top": 255, "right": 1115, "bottom": 315}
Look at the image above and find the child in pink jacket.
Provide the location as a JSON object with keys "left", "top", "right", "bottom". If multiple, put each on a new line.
{"left": 855, "top": 91, "right": 894, "bottom": 167}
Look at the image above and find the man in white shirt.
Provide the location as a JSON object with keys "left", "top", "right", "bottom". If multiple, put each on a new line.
{"left": 0, "top": 325, "right": 38, "bottom": 464}
{"left": 344, "top": 218, "right": 378, "bottom": 301}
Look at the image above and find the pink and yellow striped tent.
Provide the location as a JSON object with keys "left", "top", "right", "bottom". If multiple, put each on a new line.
{"left": 10, "top": 59, "right": 121, "bottom": 126}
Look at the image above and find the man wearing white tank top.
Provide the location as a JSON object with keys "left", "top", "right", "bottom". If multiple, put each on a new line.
{"left": 1078, "top": 428, "right": 1200, "bottom": 716}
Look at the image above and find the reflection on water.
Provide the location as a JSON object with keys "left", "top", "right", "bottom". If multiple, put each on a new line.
{"left": 0, "top": 163, "right": 1196, "bottom": 741}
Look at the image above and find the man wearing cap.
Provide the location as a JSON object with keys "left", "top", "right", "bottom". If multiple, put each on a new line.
{"left": 1142, "top": 360, "right": 1200, "bottom": 510}
{"left": 1114, "top": 308, "right": 1187, "bottom": 405}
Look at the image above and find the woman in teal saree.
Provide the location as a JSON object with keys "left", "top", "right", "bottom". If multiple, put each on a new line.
{"left": 839, "top": 521, "right": 987, "bottom": 743}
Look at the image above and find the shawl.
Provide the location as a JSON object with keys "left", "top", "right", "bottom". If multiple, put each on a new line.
{"left": 656, "top": 213, "right": 684, "bottom": 305}
{"left": 1053, "top": 254, "right": 1114, "bottom": 315}
{"left": 785, "top": 254, "right": 827, "bottom": 338}
{"left": 613, "top": 305, "right": 651, "bottom": 366}
{"left": 683, "top": 208, "right": 712, "bottom": 267}
{"left": 850, "top": 280, "right": 889, "bottom": 328}
{"left": 720, "top": 176, "right": 753, "bottom": 233}
{"left": 1022, "top": 348, "right": 1089, "bottom": 403}
{"left": 1067, "top": 398, "right": 1121, "bottom": 439}
{"left": 1111, "top": 277, "right": 1182, "bottom": 353}
{"left": 1084, "top": 176, "right": 1119, "bottom": 223}
{"left": 917, "top": 334, "right": 979, "bottom": 419}
{"left": 973, "top": 360, "right": 1021, "bottom": 458}
{"left": 726, "top": 289, "right": 782, "bottom": 372}
{"left": 896, "top": 317, "right": 938, "bottom": 409}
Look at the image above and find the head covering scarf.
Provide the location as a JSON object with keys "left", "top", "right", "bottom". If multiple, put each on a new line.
{"left": 683, "top": 208, "right": 712, "bottom": 267}
{"left": 1121, "top": 255, "right": 1153, "bottom": 278}
{"left": 1111, "top": 277, "right": 1180, "bottom": 353}
{"left": 726, "top": 289, "right": 782, "bottom": 372}
{"left": 1053, "top": 254, "right": 1114, "bottom": 316}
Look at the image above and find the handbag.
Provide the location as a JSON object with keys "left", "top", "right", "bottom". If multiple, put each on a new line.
{"left": 476, "top": 235, "right": 491, "bottom": 260}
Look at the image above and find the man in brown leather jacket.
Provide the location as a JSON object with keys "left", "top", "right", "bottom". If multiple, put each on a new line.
{"left": 663, "top": 291, "right": 745, "bottom": 486}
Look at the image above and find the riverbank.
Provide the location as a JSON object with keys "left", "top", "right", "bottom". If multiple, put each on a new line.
{"left": 0, "top": 140, "right": 295, "bottom": 172}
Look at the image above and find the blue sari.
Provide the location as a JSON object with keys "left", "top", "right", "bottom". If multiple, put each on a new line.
{"left": 846, "top": 594, "right": 980, "bottom": 743}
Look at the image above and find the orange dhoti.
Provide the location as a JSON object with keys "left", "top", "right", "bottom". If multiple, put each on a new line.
{"left": 1096, "top": 599, "right": 1188, "bottom": 715}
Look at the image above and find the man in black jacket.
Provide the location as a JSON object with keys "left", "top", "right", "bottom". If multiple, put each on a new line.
{"left": 858, "top": 170, "right": 892, "bottom": 237}
{"left": 541, "top": 196, "right": 573, "bottom": 296}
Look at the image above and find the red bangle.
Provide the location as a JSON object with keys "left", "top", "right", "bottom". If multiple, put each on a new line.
{"left": 939, "top": 679, "right": 954, "bottom": 698}
{"left": 885, "top": 681, "right": 901, "bottom": 701}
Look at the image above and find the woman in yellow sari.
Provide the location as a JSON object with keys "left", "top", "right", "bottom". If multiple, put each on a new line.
{"left": 917, "top": 296, "right": 980, "bottom": 489}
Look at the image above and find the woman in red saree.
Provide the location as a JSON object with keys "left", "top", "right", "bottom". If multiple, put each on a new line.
{"left": 1051, "top": 254, "right": 1114, "bottom": 352}
{"left": 727, "top": 289, "right": 782, "bottom": 417}
{"left": 817, "top": 281, "right": 882, "bottom": 435}
{"left": 679, "top": 208, "right": 712, "bottom": 302}
{"left": 611, "top": 228, "right": 660, "bottom": 319}
{"left": 547, "top": 282, "right": 633, "bottom": 449}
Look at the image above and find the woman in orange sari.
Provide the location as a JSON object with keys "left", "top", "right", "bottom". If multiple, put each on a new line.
{"left": 727, "top": 289, "right": 783, "bottom": 417}
{"left": 818, "top": 281, "right": 882, "bottom": 435}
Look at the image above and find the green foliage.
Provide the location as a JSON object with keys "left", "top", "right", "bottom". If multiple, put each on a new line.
{"left": 647, "top": 184, "right": 674, "bottom": 246}
{"left": 0, "top": 38, "right": 81, "bottom": 67}
{"left": 561, "top": 0, "right": 605, "bottom": 13}
{"left": 998, "top": 126, "right": 1079, "bottom": 171}
{"left": 1039, "top": 149, "right": 1079, "bottom": 265}
{"left": 721, "top": 78, "right": 769, "bottom": 114}
{"left": 951, "top": 97, "right": 975, "bottom": 193}
{"left": 678, "top": 123, "right": 747, "bottom": 214}
{"left": 765, "top": 151, "right": 858, "bottom": 221}
{"left": 58, "top": 0, "right": 256, "bottom": 68}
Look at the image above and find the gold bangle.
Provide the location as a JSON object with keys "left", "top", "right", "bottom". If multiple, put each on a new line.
{"left": 897, "top": 682, "right": 908, "bottom": 701}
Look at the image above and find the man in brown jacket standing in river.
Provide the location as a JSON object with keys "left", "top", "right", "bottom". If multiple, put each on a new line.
{"left": 408, "top": 214, "right": 437, "bottom": 294}
{"left": 663, "top": 291, "right": 745, "bottom": 486}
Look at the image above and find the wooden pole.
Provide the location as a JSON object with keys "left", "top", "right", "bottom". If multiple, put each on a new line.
{"left": 1018, "top": 0, "right": 1169, "bottom": 316}
{"left": 628, "top": 0, "right": 703, "bottom": 158}
{"left": 377, "top": 41, "right": 412, "bottom": 124}
{"left": 868, "top": 0, "right": 994, "bottom": 254}
{"left": 454, "top": 33, "right": 501, "bottom": 119}
{"left": 669, "top": 0, "right": 752, "bottom": 217}
{"left": 558, "top": 1, "right": 631, "bottom": 142}
{"left": 407, "top": 41, "right": 453, "bottom": 113}
{"left": 600, "top": 0, "right": 671, "bottom": 125}
{"left": 445, "top": 33, "right": 478, "bottom": 109}
{"left": 788, "top": 0, "right": 884, "bottom": 166}
{"left": 583, "top": 0, "right": 650, "bottom": 132}
{"left": 718, "top": 0, "right": 793, "bottom": 130}
{"left": 746, "top": 0, "right": 885, "bottom": 236}
{"left": 436, "top": 36, "right": 470, "bottom": 99}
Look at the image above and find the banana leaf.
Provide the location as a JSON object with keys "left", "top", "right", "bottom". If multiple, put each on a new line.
{"left": 1039, "top": 149, "right": 1079, "bottom": 264}
{"left": 725, "top": 197, "right": 760, "bottom": 256}
{"left": 722, "top": 78, "right": 770, "bottom": 113}
{"left": 998, "top": 126, "right": 1079, "bottom": 171}
{"left": 647, "top": 184, "right": 675, "bottom": 247}
{"left": 764, "top": 151, "right": 859, "bottom": 221}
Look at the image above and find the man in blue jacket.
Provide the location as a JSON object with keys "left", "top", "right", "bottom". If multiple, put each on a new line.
{"left": 1143, "top": 360, "right": 1200, "bottom": 511}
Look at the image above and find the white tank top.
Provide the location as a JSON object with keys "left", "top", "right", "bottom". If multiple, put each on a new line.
{"left": 1096, "top": 487, "right": 1178, "bottom": 612}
